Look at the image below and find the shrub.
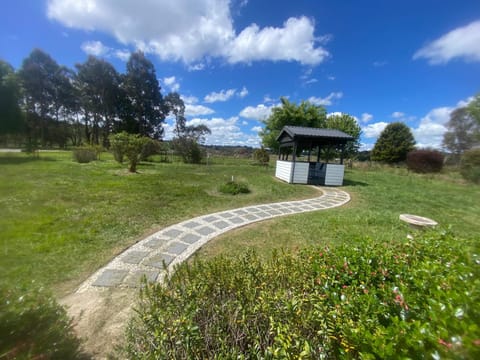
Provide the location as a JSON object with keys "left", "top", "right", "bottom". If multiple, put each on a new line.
{"left": 218, "top": 180, "right": 250, "bottom": 195}
{"left": 460, "top": 148, "right": 480, "bottom": 183}
{"left": 0, "top": 283, "right": 84, "bottom": 359}
{"left": 407, "top": 149, "right": 444, "bottom": 173}
{"left": 140, "top": 138, "right": 162, "bottom": 161}
{"left": 72, "top": 146, "right": 97, "bottom": 163}
{"left": 252, "top": 147, "right": 270, "bottom": 166}
{"left": 172, "top": 137, "right": 204, "bottom": 164}
{"left": 110, "top": 132, "right": 129, "bottom": 163}
{"left": 110, "top": 132, "right": 150, "bottom": 172}
{"left": 125, "top": 230, "right": 480, "bottom": 359}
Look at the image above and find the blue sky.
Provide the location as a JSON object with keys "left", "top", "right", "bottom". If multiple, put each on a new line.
{"left": 1, "top": 0, "right": 479, "bottom": 149}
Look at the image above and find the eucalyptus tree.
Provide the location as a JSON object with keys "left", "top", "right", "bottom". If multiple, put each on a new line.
{"left": 0, "top": 60, "right": 23, "bottom": 139}
{"left": 18, "top": 49, "right": 59, "bottom": 147}
{"left": 324, "top": 113, "right": 361, "bottom": 159}
{"left": 164, "top": 92, "right": 186, "bottom": 136}
{"left": 124, "top": 52, "right": 165, "bottom": 139}
{"left": 75, "top": 56, "right": 121, "bottom": 146}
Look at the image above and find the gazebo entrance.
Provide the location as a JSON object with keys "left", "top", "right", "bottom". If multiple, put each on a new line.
{"left": 275, "top": 126, "right": 353, "bottom": 186}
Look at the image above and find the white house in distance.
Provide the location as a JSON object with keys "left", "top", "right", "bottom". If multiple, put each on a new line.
{"left": 275, "top": 126, "right": 353, "bottom": 186}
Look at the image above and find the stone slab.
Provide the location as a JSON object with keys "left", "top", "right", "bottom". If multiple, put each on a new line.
{"left": 163, "top": 228, "right": 183, "bottom": 238}
{"left": 181, "top": 233, "right": 201, "bottom": 244}
{"left": 212, "top": 220, "right": 230, "bottom": 229}
{"left": 244, "top": 214, "right": 258, "bottom": 221}
{"left": 144, "top": 253, "right": 175, "bottom": 268}
{"left": 144, "top": 237, "right": 166, "bottom": 249}
{"left": 233, "top": 209, "right": 248, "bottom": 215}
{"left": 165, "top": 242, "right": 189, "bottom": 255}
{"left": 121, "top": 251, "right": 149, "bottom": 264}
{"left": 183, "top": 221, "right": 201, "bottom": 229}
{"left": 229, "top": 217, "right": 245, "bottom": 224}
{"left": 218, "top": 212, "right": 234, "bottom": 218}
{"left": 197, "top": 226, "right": 216, "bottom": 236}
{"left": 125, "top": 270, "right": 160, "bottom": 287}
{"left": 203, "top": 215, "right": 219, "bottom": 222}
{"left": 92, "top": 269, "right": 128, "bottom": 287}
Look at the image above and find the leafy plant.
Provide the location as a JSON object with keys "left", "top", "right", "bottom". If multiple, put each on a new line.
{"left": 218, "top": 180, "right": 250, "bottom": 195}
{"left": 125, "top": 230, "right": 479, "bottom": 359}
{"left": 371, "top": 122, "right": 416, "bottom": 163}
{"left": 0, "top": 283, "right": 85, "bottom": 359}
{"left": 407, "top": 149, "right": 444, "bottom": 173}
{"left": 252, "top": 147, "right": 270, "bottom": 166}
{"left": 72, "top": 146, "right": 98, "bottom": 163}
{"left": 110, "top": 132, "right": 150, "bottom": 172}
{"left": 460, "top": 148, "right": 480, "bottom": 183}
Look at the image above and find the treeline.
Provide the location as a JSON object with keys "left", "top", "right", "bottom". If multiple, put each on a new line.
{"left": 0, "top": 49, "right": 187, "bottom": 149}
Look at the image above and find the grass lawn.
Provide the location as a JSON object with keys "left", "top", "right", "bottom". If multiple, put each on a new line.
{"left": 195, "top": 165, "right": 480, "bottom": 259}
{"left": 0, "top": 151, "right": 316, "bottom": 295}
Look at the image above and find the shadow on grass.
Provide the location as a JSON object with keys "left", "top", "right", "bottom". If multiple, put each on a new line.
{"left": 343, "top": 178, "right": 369, "bottom": 186}
{"left": 0, "top": 156, "right": 58, "bottom": 165}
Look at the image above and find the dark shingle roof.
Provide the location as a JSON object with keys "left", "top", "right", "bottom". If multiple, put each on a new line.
{"left": 277, "top": 126, "right": 353, "bottom": 141}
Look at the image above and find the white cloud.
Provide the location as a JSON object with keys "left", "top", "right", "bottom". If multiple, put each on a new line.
{"left": 186, "top": 116, "right": 261, "bottom": 147}
{"left": 305, "top": 78, "right": 318, "bottom": 85}
{"left": 411, "top": 106, "right": 453, "bottom": 148}
{"left": 185, "top": 104, "right": 215, "bottom": 117}
{"left": 114, "top": 49, "right": 130, "bottom": 61}
{"left": 238, "top": 86, "right": 249, "bottom": 98}
{"left": 391, "top": 111, "right": 405, "bottom": 118}
{"left": 188, "top": 63, "right": 205, "bottom": 71}
{"left": 181, "top": 95, "right": 199, "bottom": 105}
{"left": 373, "top": 60, "right": 387, "bottom": 67}
{"left": 361, "top": 113, "right": 373, "bottom": 123}
{"left": 239, "top": 104, "right": 276, "bottom": 121}
{"left": 48, "top": 1, "right": 329, "bottom": 66}
{"left": 251, "top": 126, "right": 263, "bottom": 133}
{"left": 327, "top": 75, "right": 335, "bottom": 80}
{"left": 81, "top": 40, "right": 110, "bottom": 56}
{"left": 163, "top": 76, "right": 180, "bottom": 92}
{"left": 413, "top": 20, "right": 480, "bottom": 64}
{"left": 308, "top": 92, "right": 343, "bottom": 106}
{"left": 204, "top": 88, "right": 236, "bottom": 103}
{"left": 362, "top": 122, "right": 389, "bottom": 139}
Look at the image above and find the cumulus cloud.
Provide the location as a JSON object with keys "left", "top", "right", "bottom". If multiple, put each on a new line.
{"left": 308, "top": 92, "right": 343, "bottom": 106}
{"left": 361, "top": 113, "right": 373, "bottom": 123}
{"left": 163, "top": 76, "right": 180, "bottom": 92}
{"left": 413, "top": 20, "right": 480, "bottom": 64}
{"left": 239, "top": 104, "right": 276, "bottom": 121}
{"left": 362, "top": 122, "right": 389, "bottom": 139}
{"left": 186, "top": 116, "right": 261, "bottom": 146}
{"left": 114, "top": 49, "right": 130, "bottom": 61}
{"left": 47, "top": 0, "right": 329, "bottom": 66}
{"left": 251, "top": 126, "right": 263, "bottom": 133}
{"left": 81, "top": 40, "right": 110, "bottom": 56}
{"left": 184, "top": 104, "right": 215, "bottom": 117}
{"left": 238, "top": 86, "right": 249, "bottom": 98}
{"left": 411, "top": 106, "right": 453, "bottom": 148}
{"left": 204, "top": 89, "right": 236, "bottom": 103}
{"left": 391, "top": 111, "right": 405, "bottom": 118}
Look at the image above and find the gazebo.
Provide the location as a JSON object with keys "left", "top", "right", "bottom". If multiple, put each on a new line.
{"left": 275, "top": 126, "right": 353, "bottom": 186}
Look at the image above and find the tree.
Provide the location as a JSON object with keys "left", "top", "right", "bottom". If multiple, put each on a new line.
{"left": 76, "top": 56, "right": 121, "bottom": 146}
{"left": 0, "top": 60, "right": 23, "bottom": 138}
{"left": 124, "top": 52, "right": 165, "bottom": 138}
{"left": 260, "top": 97, "right": 327, "bottom": 151}
{"left": 442, "top": 102, "right": 480, "bottom": 157}
{"left": 164, "top": 92, "right": 186, "bottom": 136}
{"left": 371, "top": 122, "right": 416, "bottom": 163}
{"left": 324, "top": 113, "right": 361, "bottom": 159}
{"left": 18, "top": 49, "right": 60, "bottom": 147}
{"left": 110, "top": 132, "right": 150, "bottom": 172}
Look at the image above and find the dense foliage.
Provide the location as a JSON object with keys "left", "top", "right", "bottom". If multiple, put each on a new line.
{"left": 406, "top": 149, "right": 444, "bottom": 173}
{"left": 0, "top": 283, "right": 84, "bottom": 359}
{"left": 460, "top": 148, "right": 480, "bottom": 183}
{"left": 371, "top": 122, "right": 416, "bottom": 163}
{"left": 443, "top": 106, "right": 480, "bottom": 157}
{"left": 110, "top": 132, "right": 151, "bottom": 172}
{"left": 218, "top": 180, "right": 250, "bottom": 195}
{"left": 252, "top": 147, "right": 270, "bottom": 165}
{"left": 72, "top": 146, "right": 99, "bottom": 163}
{"left": 125, "top": 230, "right": 479, "bottom": 359}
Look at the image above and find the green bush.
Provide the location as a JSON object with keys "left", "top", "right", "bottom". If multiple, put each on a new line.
{"left": 125, "top": 230, "right": 480, "bottom": 359}
{"left": 72, "top": 146, "right": 98, "bottom": 163}
{"left": 407, "top": 149, "right": 444, "bottom": 173}
{"left": 172, "top": 137, "right": 204, "bottom": 164}
{"left": 0, "top": 283, "right": 84, "bottom": 359}
{"left": 218, "top": 180, "right": 250, "bottom": 195}
{"left": 460, "top": 148, "right": 480, "bottom": 183}
{"left": 252, "top": 147, "right": 270, "bottom": 166}
{"left": 140, "top": 138, "right": 162, "bottom": 161}
{"left": 110, "top": 132, "right": 150, "bottom": 172}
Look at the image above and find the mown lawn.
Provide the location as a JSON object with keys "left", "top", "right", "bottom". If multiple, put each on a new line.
{"left": 196, "top": 165, "right": 480, "bottom": 259}
{"left": 0, "top": 151, "right": 315, "bottom": 294}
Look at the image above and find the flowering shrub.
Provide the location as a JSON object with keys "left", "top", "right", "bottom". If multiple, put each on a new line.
{"left": 125, "top": 230, "right": 479, "bottom": 359}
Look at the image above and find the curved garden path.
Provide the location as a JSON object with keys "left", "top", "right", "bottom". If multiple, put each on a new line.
{"left": 62, "top": 186, "right": 350, "bottom": 358}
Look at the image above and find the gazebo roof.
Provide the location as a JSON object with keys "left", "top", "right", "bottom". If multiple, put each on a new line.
{"left": 277, "top": 126, "right": 353, "bottom": 147}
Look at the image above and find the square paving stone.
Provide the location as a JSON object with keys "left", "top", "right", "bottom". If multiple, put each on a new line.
{"left": 219, "top": 212, "right": 234, "bottom": 218}
{"left": 268, "top": 210, "right": 282, "bottom": 216}
{"left": 203, "top": 215, "right": 219, "bottom": 222}
{"left": 163, "top": 228, "right": 183, "bottom": 238}
{"left": 234, "top": 209, "right": 248, "bottom": 215}
{"left": 121, "top": 251, "right": 149, "bottom": 264}
{"left": 144, "top": 253, "right": 175, "bottom": 268}
{"left": 183, "top": 221, "right": 200, "bottom": 229}
{"left": 248, "top": 207, "right": 261, "bottom": 212}
{"left": 181, "top": 233, "right": 201, "bottom": 244}
{"left": 256, "top": 212, "right": 271, "bottom": 218}
{"left": 165, "top": 242, "right": 189, "bottom": 255}
{"left": 197, "top": 226, "right": 216, "bottom": 236}
{"left": 229, "top": 217, "right": 245, "bottom": 224}
{"left": 244, "top": 214, "right": 258, "bottom": 221}
{"left": 144, "top": 237, "right": 166, "bottom": 249}
{"left": 92, "top": 269, "right": 128, "bottom": 287}
{"left": 212, "top": 220, "right": 230, "bottom": 229}
{"left": 125, "top": 270, "right": 159, "bottom": 287}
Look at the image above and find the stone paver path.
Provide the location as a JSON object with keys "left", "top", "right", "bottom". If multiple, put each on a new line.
{"left": 77, "top": 187, "right": 350, "bottom": 292}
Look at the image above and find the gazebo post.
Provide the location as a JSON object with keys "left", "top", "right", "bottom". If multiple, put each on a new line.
{"left": 307, "top": 140, "right": 312, "bottom": 162}
{"left": 316, "top": 145, "right": 321, "bottom": 163}
{"left": 340, "top": 144, "right": 345, "bottom": 165}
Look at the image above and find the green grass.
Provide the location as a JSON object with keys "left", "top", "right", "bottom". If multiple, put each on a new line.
{"left": 195, "top": 165, "right": 480, "bottom": 259}
{"left": 0, "top": 151, "right": 315, "bottom": 294}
